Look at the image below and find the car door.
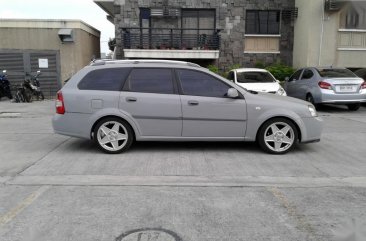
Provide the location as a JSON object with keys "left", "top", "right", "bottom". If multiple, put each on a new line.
{"left": 298, "top": 69, "right": 315, "bottom": 100}
{"left": 284, "top": 69, "right": 303, "bottom": 98}
{"left": 119, "top": 68, "right": 182, "bottom": 137}
{"left": 176, "top": 69, "right": 247, "bottom": 138}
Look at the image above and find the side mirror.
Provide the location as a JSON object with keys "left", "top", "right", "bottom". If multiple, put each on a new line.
{"left": 227, "top": 88, "right": 239, "bottom": 98}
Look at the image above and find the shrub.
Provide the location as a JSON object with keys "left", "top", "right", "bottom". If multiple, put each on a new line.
{"left": 207, "top": 64, "right": 220, "bottom": 74}
{"left": 254, "top": 61, "right": 266, "bottom": 69}
{"left": 265, "top": 63, "right": 295, "bottom": 82}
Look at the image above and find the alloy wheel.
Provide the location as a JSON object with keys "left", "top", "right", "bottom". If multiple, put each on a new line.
{"left": 263, "top": 122, "right": 295, "bottom": 153}
{"left": 96, "top": 121, "right": 129, "bottom": 152}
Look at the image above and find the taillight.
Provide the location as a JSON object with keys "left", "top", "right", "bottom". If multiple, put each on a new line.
{"left": 318, "top": 81, "right": 332, "bottom": 90}
{"left": 361, "top": 81, "right": 366, "bottom": 89}
{"left": 56, "top": 91, "right": 65, "bottom": 114}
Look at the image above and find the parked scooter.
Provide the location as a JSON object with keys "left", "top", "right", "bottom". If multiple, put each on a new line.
{"left": 0, "top": 70, "right": 13, "bottom": 100}
{"left": 14, "top": 71, "right": 44, "bottom": 103}
{"left": 24, "top": 70, "right": 44, "bottom": 101}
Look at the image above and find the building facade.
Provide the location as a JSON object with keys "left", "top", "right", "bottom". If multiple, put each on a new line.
{"left": 293, "top": 0, "right": 366, "bottom": 69}
{"left": 0, "top": 19, "right": 100, "bottom": 97}
{"left": 96, "top": 0, "right": 296, "bottom": 70}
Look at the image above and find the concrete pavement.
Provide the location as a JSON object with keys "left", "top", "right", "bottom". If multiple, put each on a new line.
{"left": 0, "top": 100, "right": 366, "bottom": 241}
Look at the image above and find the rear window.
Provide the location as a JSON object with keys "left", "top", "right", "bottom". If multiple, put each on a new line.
{"left": 317, "top": 68, "right": 357, "bottom": 78}
{"left": 78, "top": 68, "right": 131, "bottom": 91}
{"left": 236, "top": 71, "right": 276, "bottom": 83}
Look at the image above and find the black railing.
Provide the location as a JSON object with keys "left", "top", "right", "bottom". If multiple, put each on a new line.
{"left": 121, "top": 27, "right": 220, "bottom": 50}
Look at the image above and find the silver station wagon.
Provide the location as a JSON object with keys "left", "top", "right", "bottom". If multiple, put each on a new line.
{"left": 52, "top": 60, "right": 323, "bottom": 154}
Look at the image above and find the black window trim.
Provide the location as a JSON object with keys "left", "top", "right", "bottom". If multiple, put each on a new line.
{"left": 288, "top": 69, "right": 304, "bottom": 82}
{"left": 174, "top": 68, "right": 244, "bottom": 99}
{"left": 301, "top": 69, "right": 314, "bottom": 80}
{"left": 77, "top": 67, "right": 132, "bottom": 91}
{"left": 245, "top": 10, "right": 281, "bottom": 35}
{"left": 122, "top": 67, "right": 178, "bottom": 95}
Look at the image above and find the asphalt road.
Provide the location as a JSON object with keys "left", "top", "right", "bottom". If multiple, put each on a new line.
{"left": 0, "top": 100, "right": 365, "bottom": 241}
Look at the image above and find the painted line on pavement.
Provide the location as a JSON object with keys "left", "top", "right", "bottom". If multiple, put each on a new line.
{"left": 0, "top": 185, "right": 50, "bottom": 227}
{"left": 6, "top": 175, "right": 366, "bottom": 188}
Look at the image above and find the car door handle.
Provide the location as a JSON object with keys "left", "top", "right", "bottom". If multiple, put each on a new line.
{"left": 126, "top": 97, "right": 137, "bottom": 102}
{"left": 188, "top": 100, "right": 199, "bottom": 106}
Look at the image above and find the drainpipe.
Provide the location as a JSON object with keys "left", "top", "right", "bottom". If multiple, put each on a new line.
{"left": 318, "top": 0, "right": 325, "bottom": 66}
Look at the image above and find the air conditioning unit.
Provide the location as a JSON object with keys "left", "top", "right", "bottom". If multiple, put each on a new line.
{"left": 324, "top": 0, "right": 341, "bottom": 12}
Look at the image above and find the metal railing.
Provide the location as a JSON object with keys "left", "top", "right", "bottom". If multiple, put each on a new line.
{"left": 121, "top": 27, "right": 221, "bottom": 50}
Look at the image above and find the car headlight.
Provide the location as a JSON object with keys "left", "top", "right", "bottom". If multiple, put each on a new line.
{"left": 308, "top": 105, "right": 318, "bottom": 117}
{"left": 277, "top": 87, "right": 286, "bottom": 96}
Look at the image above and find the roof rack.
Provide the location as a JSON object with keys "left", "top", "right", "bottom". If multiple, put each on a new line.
{"left": 89, "top": 59, "right": 201, "bottom": 68}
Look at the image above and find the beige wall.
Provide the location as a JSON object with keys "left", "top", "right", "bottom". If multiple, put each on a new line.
{"left": 0, "top": 20, "right": 100, "bottom": 83}
{"left": 294, "top": 0, "right": 366, "bottom": 68}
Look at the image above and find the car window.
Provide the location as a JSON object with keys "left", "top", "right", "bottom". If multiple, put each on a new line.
{"left": 301, "top": 69, "right": 314, "bottom": 80}
{"left": 237, "top": 71, "right": 276, "bottom": 83}
{"left": 316, "top": 68, "right": 357, "bottom": 78}
{"left": 177, "top": 69, "right": 230, "bottom": 98}
{"left": 78, "top": 68, "right": 131, "bottom": 91}
{"left": 127, "top": 68, "right": 174, "bottom": 94}
{"left": 288, "top": 69, "right": 302, "bottom": 82}
{"left": 227, "top": 71, "right": 235, "bottom": 82}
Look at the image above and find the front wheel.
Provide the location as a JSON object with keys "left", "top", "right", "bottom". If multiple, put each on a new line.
{"left": 94, "top": 118, "right": 133, "bottom": 154}
{"left": 347, "top": 103, "right": 360, "bottom": 111}
{"left": 257, "top": 118, "right": 298, "bottom": 154}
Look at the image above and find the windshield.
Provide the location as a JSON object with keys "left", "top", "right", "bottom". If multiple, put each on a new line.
{"left": 236, "top": 71, "right": 276, "bottom": 83}
{"left": 317, "top": 68, "right": 357, "bottom": 78}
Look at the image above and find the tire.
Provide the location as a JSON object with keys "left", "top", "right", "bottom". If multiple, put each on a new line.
{"left": 93, "top": 117, "right": 134, "bottom": 154}
{"left": 257, "top": 118, "right": 298, "bottom": 155}
{"left": 24, "top": 89, "right": 32, "bottom": 102}
{"left": 16, "top": 91, "right": 25, "bottom": 102}
{"left": 38, "top": 91, "right": 45, "bottom": 100}
{"left": 306, "top": 94, "right": 318, "bottom": 109}
{"left": 347, "top": 103, "right": 360, "bottom": 111}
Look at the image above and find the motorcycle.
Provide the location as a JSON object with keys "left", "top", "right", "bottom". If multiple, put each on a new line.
{"left": 14, "top": 71, "right": 44, "bottom": 103}
{"left": 0, "top": 70, "right": 13, "bottom": 100}
{"left": 25, "top": 70, "right": 45, "bottom": 101}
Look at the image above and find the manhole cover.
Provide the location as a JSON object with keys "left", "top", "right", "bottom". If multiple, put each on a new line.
{"left": 116, "top": 228, "right": 182, "bottom": 241}
{"left": 0, "top": 112, "right": 21, "bottom": 118}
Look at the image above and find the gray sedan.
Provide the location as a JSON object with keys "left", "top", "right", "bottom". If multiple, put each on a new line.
{"left": 52, "top": 60, "right": 323, "bottom": 154}
{"left": 284, "top": 67, "right": 366, "bottom": 111}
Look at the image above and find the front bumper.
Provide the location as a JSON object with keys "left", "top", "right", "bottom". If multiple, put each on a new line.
{"left": 299, "top": 116, "right": 323, "bottom": 143}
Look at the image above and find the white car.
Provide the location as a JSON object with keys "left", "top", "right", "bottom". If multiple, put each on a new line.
{"left": 227, "top": 68, "right": 286, "bottom": 96}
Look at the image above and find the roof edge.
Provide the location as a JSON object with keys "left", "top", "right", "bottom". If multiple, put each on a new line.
{"left": 0, "top": 19, "right": 101, "bottom": 37}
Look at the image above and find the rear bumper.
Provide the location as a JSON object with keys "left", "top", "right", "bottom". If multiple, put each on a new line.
{"left": 319, "top": 89, "right": 366, "bottom": 104}
{"left": 52, "top": 113, "right": 91, "bottom": 139}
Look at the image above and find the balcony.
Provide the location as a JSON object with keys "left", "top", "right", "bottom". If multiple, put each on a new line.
{"left": 121, "top": 27, "right": 220, "bottom": 59}
{"left": 338, "top": 29, "right": 366, "bottom": 50}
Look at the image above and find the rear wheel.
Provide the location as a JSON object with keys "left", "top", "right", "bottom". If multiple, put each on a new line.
{"left": 347, "top": 103, "right": 360, "bottom": 111}
{"left": 306, "top": 94, "right": 318, "bottom": 109}
{"left": 24, "top": 89, "right": 32, "bottom": 102}
{"left": 39, "top": 91, "right": 44, "bottom": 100}
{"left": 258, "top": 118, "right": 298, "bottom": 154}
{"left": 94, "top": 117, "right": 133, "bottom": 154}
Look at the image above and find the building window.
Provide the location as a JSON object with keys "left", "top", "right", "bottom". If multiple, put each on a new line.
{"left": 340, "top": 3, "right": 366, "bottom": 30}
{"left": 245, "top": 10, "right": 280, "bottom": 35}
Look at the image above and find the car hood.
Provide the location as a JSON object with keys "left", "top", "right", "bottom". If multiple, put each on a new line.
{"left": 236, "top": 82, "right": 280, "bottom": 93}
